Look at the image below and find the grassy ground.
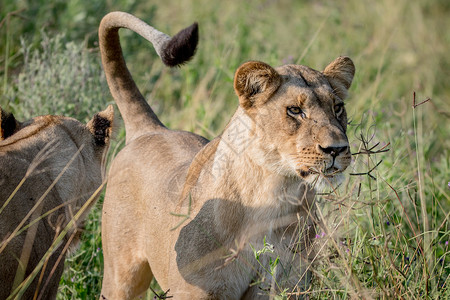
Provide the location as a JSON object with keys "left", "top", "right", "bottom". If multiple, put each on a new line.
{"left": 1, "top": 0, "right": 449, "bottom": 298}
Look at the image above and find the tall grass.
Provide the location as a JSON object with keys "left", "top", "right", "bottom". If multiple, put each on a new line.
{"left": 1, "top": 0, "right": 448, "bottom": 298}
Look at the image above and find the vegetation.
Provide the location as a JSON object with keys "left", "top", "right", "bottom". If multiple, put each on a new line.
{"left": 1, "top": 0, "right": 448, "bottom": 298}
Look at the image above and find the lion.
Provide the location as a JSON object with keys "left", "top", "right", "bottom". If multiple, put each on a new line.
{"left": 0, "top": 105, "right": 113, "bottom": 299}
{"left": 99, "top": 12, "right": 354, "bottom": 299}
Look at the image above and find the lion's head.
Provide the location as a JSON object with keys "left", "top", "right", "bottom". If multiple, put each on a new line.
{"left": 234, "top": 57, "right": 355, "bottom": 189}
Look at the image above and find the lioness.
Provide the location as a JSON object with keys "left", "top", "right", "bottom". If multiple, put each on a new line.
{"left": 99, "top": 12, "right": 354, "bottom": 299}
{"left": 0, "top": 106, "right": 113, "bottom": 299}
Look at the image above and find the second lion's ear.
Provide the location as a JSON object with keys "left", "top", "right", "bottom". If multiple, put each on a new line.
{"left": 234, "top": 61, "right": 281, "bottom": 109}
{"left": 0, "top": 107, "right": 20, "bottom": 140}
{"left": 87, "top": 105, "right": 114, "bottom": 146}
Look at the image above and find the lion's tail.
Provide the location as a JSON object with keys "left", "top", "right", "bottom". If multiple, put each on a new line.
{"left": 99, "top": 11, "right": 198, "bottom": 143}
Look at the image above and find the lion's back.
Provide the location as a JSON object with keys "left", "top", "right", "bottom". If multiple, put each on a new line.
{"left": 105, "top": 129, "right": 208, "bottom": 213}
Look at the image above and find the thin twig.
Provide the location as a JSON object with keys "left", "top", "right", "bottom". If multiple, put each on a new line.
{"left": 412, "top": 91, "right": 431, "bottom": 108}
{"left": 352, "top": 142, "right": 390, "bottom": 155}
{"left": 0, "top": 8, "right": 27, "bottom": 28}
{"left": 149, "top": 286, "right": 172, "bottom": 299}
{"left": 349, "top": 159, "right": 383, "bottom": 180}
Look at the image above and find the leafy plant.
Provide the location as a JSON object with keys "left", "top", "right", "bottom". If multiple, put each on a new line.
{"left": 4, "top": 32, "right": 110, "bottom": 122}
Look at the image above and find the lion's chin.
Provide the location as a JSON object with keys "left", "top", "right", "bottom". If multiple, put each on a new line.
{"left": 297, "top": 169, "right": 345, "bottom": 192}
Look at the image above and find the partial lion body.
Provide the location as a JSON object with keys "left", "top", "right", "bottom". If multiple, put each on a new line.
{"left": 0, "top": 108, "right": 113, "bottom": 299}
{"left": 102, "top": 130, "right": 207, "bottom": 296}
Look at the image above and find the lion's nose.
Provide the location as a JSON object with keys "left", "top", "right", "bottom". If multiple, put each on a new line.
{"left": 318, "top": 145, "right": 348, "bottom": 158}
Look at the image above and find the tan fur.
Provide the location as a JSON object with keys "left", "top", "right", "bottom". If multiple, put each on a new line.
{"left": 0, "top": 106, "right": 113, "bottom": 299}
{"left": 99, "top": 12, "right": 355, "bottom": 299}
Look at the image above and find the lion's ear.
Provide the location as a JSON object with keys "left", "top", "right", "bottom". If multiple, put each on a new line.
{"left": 0, "top": 107, "right": 19, "bottom": 140}
{"left": 234, "top": 61, "right": 281, "bottom": 109}
{"left": 87, "top": 105, "right": 114, "bottom": 146}
{"left": 323, "top": 56, "right": 355, "bottom": 99}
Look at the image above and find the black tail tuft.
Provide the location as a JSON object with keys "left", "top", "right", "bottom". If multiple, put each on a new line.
{"left": 161, "top": 22, "right": 199, "bottom": 67}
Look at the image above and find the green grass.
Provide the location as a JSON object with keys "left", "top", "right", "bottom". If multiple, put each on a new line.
{"left": 1, "top": 0, "right": 449, "bottom": 298}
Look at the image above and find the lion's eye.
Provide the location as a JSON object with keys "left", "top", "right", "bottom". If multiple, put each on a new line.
{"left": 334, "top": 103, "right": 344, "bottom": 117}
{"left": 287, "top": 106, "right": 305, "bottom": 118}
